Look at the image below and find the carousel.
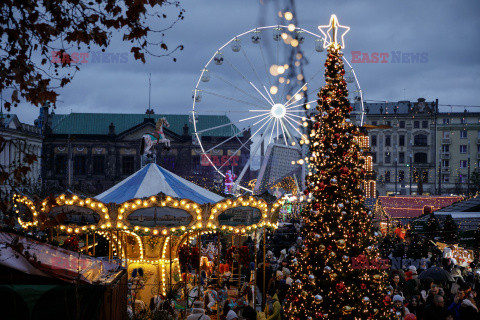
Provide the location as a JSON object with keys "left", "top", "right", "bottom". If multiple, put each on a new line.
{"left": 13, "top": 163, "right": 283, "bottom": 317}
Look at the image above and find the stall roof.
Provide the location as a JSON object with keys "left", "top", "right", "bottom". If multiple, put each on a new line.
{"left": 378, "top": 196, "right": 463, "bottom": 219}
{"left": 95, "top": 163, "right": 223, "bottom": 204}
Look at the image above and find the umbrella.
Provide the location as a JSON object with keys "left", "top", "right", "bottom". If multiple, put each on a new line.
{"left": 418, "top": 266, "right": 454, "bottom": 283}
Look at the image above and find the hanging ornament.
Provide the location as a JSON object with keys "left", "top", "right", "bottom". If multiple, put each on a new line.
{"left": 329, "top": 273, "right": 338, "bottom": 280}
{"left": 330, "top": 178, "right": 337, "bottom": 185}
{"left": 336, "top": 282, "right": 346, "bottom": 293}
{"left": 342, "top": 255, "right": 349, "bottom": 262}
{"left": 324, "top": 266, "right": 332, "bottom": 273}
{"left": 319, "top": 245, "right": 326, "bottom": 252}
{"left": 314, "top": 295, "right": 323, "bottom": 303}
{"left": 338, "top": 203, "right": 344, "bottom": 209}
{"left": 360, "top": 283, "right": 367, "bottom": 290}
{"left": 363, "top": 297, "right": 370, "bottom": 303}
{"left": 308, "top": 274, "right": 315, "bottom": 281}
{"left": 336, "top": 239, "right": 346, "bottom": 249}
{"left": 342, "top": 306, "right": 352, "bottom": 315}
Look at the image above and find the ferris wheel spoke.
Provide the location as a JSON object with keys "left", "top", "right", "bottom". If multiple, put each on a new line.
{"left": 286, "top": 99, "right": 317, "bottom": 110}
{"left": 203, "top": 126, "right": 250, "bottom": 154}
{"left": 250, "top": 81, "right": 274, "bottom": 107}
{"left": 218, "top": 117, "right": 274, "bottom": 172}
{"left": 268, "top": 118, "right": 277, "bottom": 145}
{"left": 241, "top": 46, "right": 272, "bottom": 102}
{"left": 202, "top": 89, "right": 267, "bottom": 109}
{"left": 223, "top": 56, "right": 274, "bottom": 107}
{"left": 263, "top": 86, "right": 276, "bottom": 106}
{"left": 284, "top": 83, "right": 308, "bottom": 107}
{"left": 239, "top": 112, "right": 271, "bottom": 123}
{"left": 258, "top": 37, "right": 274, "bottom": 91}
{"left": 203, "top": 113, "right": 270, "bottom": 154}
{"left": 196, "top": 118, "right": 245, "bottom": 135}
{"left": 210, "top": 73, "right": 269, "bottom": 108}
{"left": 278, "top": 119, "right": 289, "bottom": 146}
{"left": 283, "top": 115, "right": 306, "bottom": 138}
{"left": 286, "top": 113, "right": 314, "bottom": 122}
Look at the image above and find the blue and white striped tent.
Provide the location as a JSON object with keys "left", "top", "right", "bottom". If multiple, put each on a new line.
{"left": 95, "top": 163, "right": 223, "bottom": 204}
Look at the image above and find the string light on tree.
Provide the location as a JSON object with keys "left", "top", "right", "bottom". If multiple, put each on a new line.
{"left": 284, "top": 14, "right": 392, "bottom": 320}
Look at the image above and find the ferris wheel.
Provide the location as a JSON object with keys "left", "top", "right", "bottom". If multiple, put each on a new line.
{"left": 192, "top": 25, "right": 364, "bottom": 194}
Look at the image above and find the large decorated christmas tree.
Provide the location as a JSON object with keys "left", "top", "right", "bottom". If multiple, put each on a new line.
{"left": 284, "top": 15, "right": 392, "bottom": 319}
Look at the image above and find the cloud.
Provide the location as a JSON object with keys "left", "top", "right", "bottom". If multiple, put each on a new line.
{"left": 10, "top": 0, "right": 480, "bottom": 125}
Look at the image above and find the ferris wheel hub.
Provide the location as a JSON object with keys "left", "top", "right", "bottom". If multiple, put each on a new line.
{"left": 271, "top": 103, "right": 287, "bottom": 119}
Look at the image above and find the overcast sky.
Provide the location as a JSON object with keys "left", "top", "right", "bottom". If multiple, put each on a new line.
{"left": 9, "top": 0, "right": 480, "bottom": 125}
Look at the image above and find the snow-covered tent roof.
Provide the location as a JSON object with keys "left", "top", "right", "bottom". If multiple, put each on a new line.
{"left": 95, "top": 163, "right": 223, "bottom": 204}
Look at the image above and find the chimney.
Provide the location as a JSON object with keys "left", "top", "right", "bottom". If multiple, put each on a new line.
{"left": 183, "top": 123, "right": 189, "bottom": 136}
{"left": 109, "top": 122, "right": 115, "bottom": 135}
{"left": 417, "top": 98, "right": 426, "bottom": 102}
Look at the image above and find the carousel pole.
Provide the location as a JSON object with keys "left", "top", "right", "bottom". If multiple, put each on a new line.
{"left": 108, "top": 230, "right": 112, "bottom": 262}
{"left": 93, "top": 232, "right": 96, "bottom": 256}
{"left": 197, "top": 230, "right": 202, "bottom": 302}
{"left": 253, "top": 228, "right": 257, "bottom": 308}
{"left": 86, "top": 233, "right": 89, "bottom": 255}
{"left": 116, "top": 230, "right": 120, "bottom": 262}
{"left": 56, "top": 226, "right": 59, "bottom": 242}
{"left": 262, "top": 226, "right": 266, "bottom": 310}
{"left": 123, "top": 232, "right": 128, "bottom": 268}
{"left": 216, "top": 230, "right": 221, "bottom": 319}
{"left": 169, "top": 235, "right": 173, "bottom": 291}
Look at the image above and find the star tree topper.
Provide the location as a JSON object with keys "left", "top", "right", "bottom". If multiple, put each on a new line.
{"left": 318, "top": 14, "right": 350, "bottom": 49}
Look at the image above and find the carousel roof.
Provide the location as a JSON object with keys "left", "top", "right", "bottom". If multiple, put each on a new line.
{"left": 95, "top": 163, "right": 223, "bottom": 204}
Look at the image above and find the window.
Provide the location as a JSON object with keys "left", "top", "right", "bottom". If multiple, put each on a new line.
{"left": 460, "top": 130, "right": 467, "bottom": 139}
{"left": 422, "top": 120, "right": 429, "bottom": 128}
{"left": 413, "top": 170, "right": 419, "bottom": 182}
{"left": 459, "top": 160, "right": 468, "bottom": 168}
{"left": 122, "top": 156, "right": 135, "bottom": 175}
{"left": 371, "top": 152, "right": 376, "bottom": 163}
{"left": 371, "top": 121, "right": 377, "bottom": 126}
{"left": 74, "top": 155, "right": 86, "bottom": 175}
{"left": 442, "top": 145, "right": 450, "bottom": 153}
{"left": 442, "top": 175, "right": 450, "bottom": 183}
{"left": 93, "top": 155, "right": 105, "bottom": 175}
{"left": 461, "top": 118, "right": 467, "bottom": 124}
{"left": 414, "top": 134, "right": 428, "bottom": 146}
{"left": 399, "top": 121, "right": 405, "bottom": 128}
{"left": 399, "top": 171, "right": 405, "bottom": 182}
{"left": 460, "top": 145, "right": 467, "bottom": 154}
{"left": 459, "top": 174, "right": 466, "bottom": 183}
{"left": 443, "top": 118, "right": 450, "bottom": 124}
{"left": 478, "top": 131, "right": 480, "bottom": 138}
{"left": 443, "top": 131, "right": 450, "bottom": 139}
{"left": 414, "top": 121, "right": 419, "bottom": 128}
{"left": 385, "top": 135, "right": 391, "bottom": 147}
{"left": 399, "top": 135, "right": 405, "bottom": 146}
{"left": 478, "top": 145, "right": 480, "bottom": 153}
{"left": 399, "top": 152, "right": 405, "bottom": 163}
{"left": 55, "top": 154, "right": 67, "bottom": 175}
{"left": 414, "top": 152, "right": 428, "bottom": 164}
{"left": 384, "top": 152, "right": 391, "bottom": 164}
{"left": 442, "top": 160, "right": 449, "bottom": 168}
{"left": 386, "top": 121, "right": 391, "bottom": 127}
{"left": 423, "top": 171, "right": 429, "bottom": 183}
{"left": 371, "top": 135, "right": 377, "bottom": 147}
{"left": 384, "top": 171, "right": 391, "bottom": 182}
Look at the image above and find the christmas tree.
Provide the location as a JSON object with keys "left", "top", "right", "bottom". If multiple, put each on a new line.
{"left": 441, "top": 214, "right": 458, "bottom": 244}
{"left": 284, "top": 15, "right": 392, "bottom": 319}
{"left": 425, "top": 213, "right": 440, "bottom": 241}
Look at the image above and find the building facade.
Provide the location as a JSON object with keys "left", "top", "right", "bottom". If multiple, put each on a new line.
{"left": 0, "top": 113, "right": 43, "bottom": 199}
{"left": 39, "top": 107, "right": 251, "bottom": 196}
{"left": 363, "top": 98, "right": 438, "bottom": 196}
{"left": 436, "top": 111, "right": 480, "bottom": 195}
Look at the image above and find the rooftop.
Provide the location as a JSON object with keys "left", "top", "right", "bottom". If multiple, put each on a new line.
{"left": 378, "top": 196, "right": 463, "bottom": 219}
{"left": 49, "top": 112, "right": 241, "bottom": 137}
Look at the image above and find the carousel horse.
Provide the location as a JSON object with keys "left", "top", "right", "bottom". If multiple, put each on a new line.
{"left": 140, "top": 117, "right": 171, "bottom": 155}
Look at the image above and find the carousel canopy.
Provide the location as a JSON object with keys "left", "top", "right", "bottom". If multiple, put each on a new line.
{"left": 95, "top": 163, "right": 223, "bottom": 204}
